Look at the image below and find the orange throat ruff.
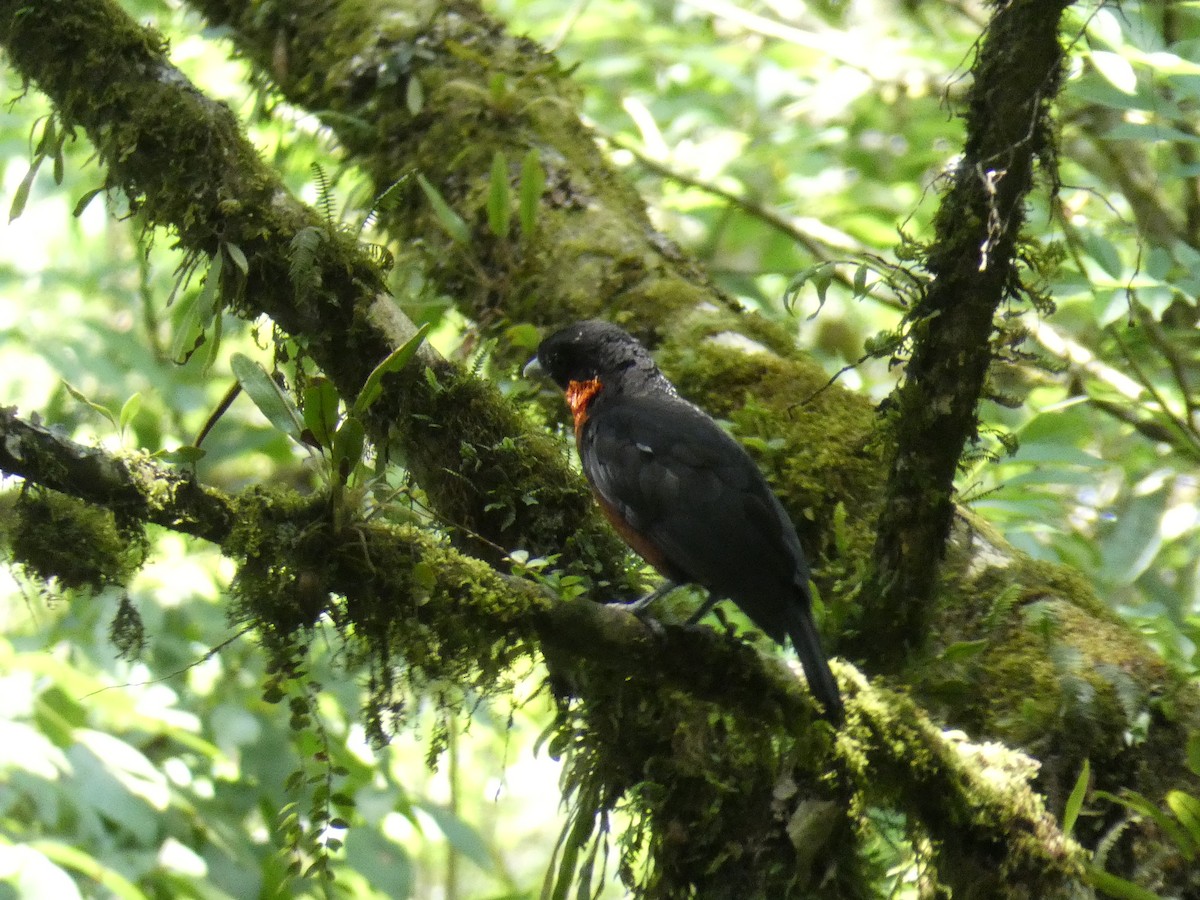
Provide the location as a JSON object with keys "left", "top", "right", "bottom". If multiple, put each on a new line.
{"left": 565, "top": 378, "right": 603, "bottom": 438}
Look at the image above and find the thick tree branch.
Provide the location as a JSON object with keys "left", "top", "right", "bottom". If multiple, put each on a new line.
{"left": 0, "top": 407, "right": 232, "bottom": 542}
{"left": 867, "top": 0, "right": 1073, "bottom": 669}
{"left": 0, "top": 406, "right": 1090, "bottom": 897}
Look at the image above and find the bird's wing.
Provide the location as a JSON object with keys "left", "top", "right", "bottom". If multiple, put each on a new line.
{"left": 580, "top": 396, "right": 806, "bottom": 595}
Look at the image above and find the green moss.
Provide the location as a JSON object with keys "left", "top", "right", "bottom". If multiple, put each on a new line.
{"left": 222, "top": 485, "right": 331, "bottom": 638}
{"left": 9, "top": 488, "right": 146, "bottom": 591}
{"left": 550, "top": 671, "right": 851, "bottom": 899}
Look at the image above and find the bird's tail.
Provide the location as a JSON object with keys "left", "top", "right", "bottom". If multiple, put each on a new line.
{"left": 785, "top": 603, "right": 844, "bottom": 724}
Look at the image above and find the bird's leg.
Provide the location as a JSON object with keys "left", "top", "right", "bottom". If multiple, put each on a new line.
{"left": 684, "top": 592, "right": 721, "bottom": 626}
{"left": 609, "top": 580, "right": 680, "bottom": 615}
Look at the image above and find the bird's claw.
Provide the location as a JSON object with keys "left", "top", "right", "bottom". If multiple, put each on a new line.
{"left": 604, "top": 597, "right": 656, "bottom": 618}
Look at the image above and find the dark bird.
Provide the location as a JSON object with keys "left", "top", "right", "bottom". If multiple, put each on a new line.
{"left": 527, "top": 320, "right": 843, "bottom": 723}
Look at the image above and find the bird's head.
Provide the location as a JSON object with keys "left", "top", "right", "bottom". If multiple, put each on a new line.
{"left": 524, "top": 320, "right": 660, "bottom": 390}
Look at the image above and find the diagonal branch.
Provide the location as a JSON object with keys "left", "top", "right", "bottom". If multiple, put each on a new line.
{"left": 0, "top": 0, "right": 632, "bottom": 588}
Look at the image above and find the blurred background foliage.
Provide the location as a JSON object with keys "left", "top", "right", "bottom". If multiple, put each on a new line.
{"left": 1, "top": 0, "right": 1198, "bottom": 896}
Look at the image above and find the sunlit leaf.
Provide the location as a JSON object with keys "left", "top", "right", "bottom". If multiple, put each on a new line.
{"left": 351, "top": 322, "right": 431, "bottom": 417}
{"left": 1062, "top": 759, "right": 1089, "bottom": 835}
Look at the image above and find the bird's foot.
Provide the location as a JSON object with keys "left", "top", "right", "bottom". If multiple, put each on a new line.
{"left": 606, "top": 581, "right": 680, "bottom": 616}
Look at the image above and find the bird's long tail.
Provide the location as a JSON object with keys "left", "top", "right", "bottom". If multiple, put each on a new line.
{"left": 785, "top": 603, "right": 844, "bottom": 724}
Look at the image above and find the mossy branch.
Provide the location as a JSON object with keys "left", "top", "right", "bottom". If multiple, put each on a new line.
{"left": 0, "top": 405, "right": 1091, "bottom": 897}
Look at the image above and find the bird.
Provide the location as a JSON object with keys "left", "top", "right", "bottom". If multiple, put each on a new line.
{"left": 526, "top": 320, "right": 843, "bottom": 723}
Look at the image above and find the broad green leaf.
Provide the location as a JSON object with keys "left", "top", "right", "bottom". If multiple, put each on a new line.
{"left": 302, "top": 378, "right": 340, "bottom": 449}
{"left": 1090, "top": 50, "right": 1138, "bottom": 95}
{"left": 417, "top": 174, "right": 470, "bottom": 244}
{"left": 1062, "top": 759, "right": 1089, "bottom": 835}
{"left": 488, "top": 151, "right": 511, "bottom": 237}
{"left": 351, "top": 322, "right": 432, "bottom": 417}
{"left": 332, "top": 416, "right": 365, "bottom": 484}
{"left": 229, "top": 353, "right": 305, "bottom": 441}
{"left": 1165, "top": 790, "right": 1200, "bottom": 851}
{"left": 168, "top": 289, "right": 205, "bottom": 364}
{"left": 170, "top": 252, "right": 223, "bottom": 364}
{"left": 223, "top": 241, "right": 249, "bottom": 275}
{"left": 1099, "top": 486, "right": 1168, "bottom": 586}
{"left": 416, "top": 802, "right": 493, "bottom": 871}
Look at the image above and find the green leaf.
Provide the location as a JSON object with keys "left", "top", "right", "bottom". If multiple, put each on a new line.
{"left": 1085, "top": 864, "right": 1167, "bottom": 900}
{"left": 939, "top": 640, "right": 988, "bottom": 664}
{"left": 1187, "top": 732, "right": 1200, "bottom": 777}
{"left": 1090, "top": 50, "right": 1138, "bottom": 95}
{"left": 118, "top": 393, "right": 143, "bottom": 434}
{"left": 302, "top": 378, "right": 340, "bottom": 449}
{"left": 1165, "top": 790, "right": 1200, "bottom": 851}
{"left": 229, "top": 353, "right": 305, "bottom": 442}
{"left": 72, "top": 186, "right": 104, "bottom": 217}
{"left": 351, "top": 322, "right": 432, "bottom": 417}
{"left": 171, "top": 253, "right": 224, "bottom": 364}
{"left": 10, "top": 153, "right": 44, "bottom": 222}
{"left": 62, "top": 381, "right": 117, "bottom": 428}
{"left": 417, "top": 174, "right": 470, "bottom": 244}
{"left": 416, "top": 802, "right": 493, "bottom": 871}
{"left": 155, "top": 445, "right": 207, "bottom": 465}
{"left": 1062, "top": 759, "right": 1089, "bottom": 835}
{"left": 223, "top": 241, "right": 249, "bottom": 275}
{"left": 518, "top": 149, "right": 545, "bottom": 237}
{"left": 332, "top": 416, "right": 365, "bottom": 484}
{"left": 27, "top": 840, "right": 147, "bottom": 900}
{"left": 1094, "top": 789, "right": 1192, "bottom": 854}
{"left": 487, "top": 151, "right": 511, "bottom": 237}
{"left": 169, "top": 290, "right": 204, "bottom": 364}
{"left": 852, "top": 263, "right": 868, "bottom": 297}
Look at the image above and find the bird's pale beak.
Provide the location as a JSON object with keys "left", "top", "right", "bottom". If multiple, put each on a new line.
{"left": 523, "top": 356, "right": 544, "bottom": 379}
